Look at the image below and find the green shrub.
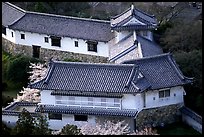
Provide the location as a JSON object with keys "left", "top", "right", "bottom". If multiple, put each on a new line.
{"left": 60, "top": 124, "right": 82, "bottom": 135}
{"left": 6, "top": 55, "right": 42, "bottom": 86}
{"left": 2, "top": 122, "right": 11, "bottom": 136}
{"left": 2, "top": 95, "right": 13, "bottom": 107}
{"left": 63, "top": 58, "right": 82, "bottom": 62}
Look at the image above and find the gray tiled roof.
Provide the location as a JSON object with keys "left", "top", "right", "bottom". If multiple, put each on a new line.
{"left": 29, "top": 53, "right": 192, "bottom": 93}
{"left": 122, "top": 53, "right": 193, "bottom": 90}
{"left": 8, "top": 12, "right": 114, "bottom": 42}
{"left": 2, "top": 2, "right": 25, "bottom": 27}
{"left": 109, "top": 34, "right": 163, "bottom": 63}
{"left": 111, "top": 7, "right": 157, "bottom": 30}
{"left": 35, "top": 105, "right": 138, "bottom": 117}
{"left": 2, "top": 102, "right": 38, "bottom": 116}
{"left": 2, "top": 2, "right": 114, "bottom": 42}
{"left": 137, "top": 35, "right": 163, "bottom": 57}
{"left": 29, "top": 62, "right": 146, "bottom": 93}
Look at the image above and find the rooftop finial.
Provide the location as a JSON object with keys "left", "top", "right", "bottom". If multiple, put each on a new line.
{"left": 131, "top": 4, "right": 134, "bottom": 10}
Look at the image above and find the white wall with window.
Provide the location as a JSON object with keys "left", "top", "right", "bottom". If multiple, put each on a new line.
{"left": 2, "top": 27, "right": 16, "bottom": 43}
{"left": 15, "top": 30, "right": 50, "bottom": 47}
{"left": 145, "top": 86, "right": 185, "bottom": 109}
{"left": 55, "top": 95, "right": 121, "bottom": 109}
{"left": 46, "top": 113, "right": 96, "bottom": 130}
{"left": 13, "top": 30, "right": 109, "bottom": 57}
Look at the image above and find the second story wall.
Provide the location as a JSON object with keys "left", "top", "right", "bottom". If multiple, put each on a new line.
{"left": 14, "top": 30, "right": 109, "bottom": 57}
{"left": 145, "top": 86, "right": 185, "bottom": 109}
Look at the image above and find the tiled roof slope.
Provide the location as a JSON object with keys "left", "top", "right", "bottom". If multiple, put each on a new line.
{"left": 109, "top": 34, "right": 163, "bottom": 63}
{"left": 122, "top": 53, "right": 193, "bottom": 90}
{"left": 111, "top": 5, "right": 158, "bottom": 30}
{"left": 29, "top": 53, "right": 192, "bottom": 93}
{"left": 3, "top": 2, "right": 114, "bottom": 42}
{"left": 2, "top": 102, "right": 38, "bottom": 116}
{"left": 2, "top": 2, "right": 25, "bottom": 26}
{"left": 137, "top": 35, "right": 163, "bottom": 57}
{"left": 29, "top": 61, "right": 149, "bottom": 93}
{"left": 35, "top": 105, "right": 138, "bottom": 117}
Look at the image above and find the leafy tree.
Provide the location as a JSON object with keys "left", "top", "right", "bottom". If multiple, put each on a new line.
{"left": 6, "top": 55, "right": 41, "bottom": 87}
{"left": 33, "top": 114, "right": 51, "bottom": 135}
{"left": 2, "top": 95, "right": 13, "bottom": 107}
{"left": 11, "top": 108, "right": 35, "bottom": 135}
{"left": 174, "top": 50, "right": 202, "bottom": 115}
{"left": 60, "top": 124, "right": 82, "bottom": 135}
{"left": 2, "top": 122, "right": 11, "bottom": 135}
{"left": 160, "top": 20, "right": 202, "bottom": 53}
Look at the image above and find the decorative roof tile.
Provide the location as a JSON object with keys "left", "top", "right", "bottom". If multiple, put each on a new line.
{"left": 35, "top": 105, "right": 138, "bottom": 117}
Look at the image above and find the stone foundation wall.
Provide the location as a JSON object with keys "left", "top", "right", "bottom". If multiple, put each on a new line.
{"left": 40, "top": 48, "right": 108, "bottom": 63}
{"left": 2, "top": 37, "right": 108, "bottom": 63}
{"left": 136, "top": 103, "right": 183, "bottom": 130}
{"left": 2, "top": 37, "right": 32, "bottom": 57}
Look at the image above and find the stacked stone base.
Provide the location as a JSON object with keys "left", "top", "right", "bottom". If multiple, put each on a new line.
{"left": 136, "top": 103, "right": 183, "bottom": 130}
{"left": 2, "top": 37, "right": 108, "bottom": 63}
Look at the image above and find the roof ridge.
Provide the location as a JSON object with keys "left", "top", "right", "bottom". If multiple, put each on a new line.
{"left": 26, "top": 11, "right": 110, "bottom": 24}
{"left": 125, "top": 65, "right": 138, "bottom": 88}
{"left": 5, "top": 2, "right": 26, "bottom": 13}
{"left": 8, "top": 13, "right": 26, "bottom": 27}
{"left": 122, "top": 52, "right": 171, "bottom": 63}
{"left": 44, "top": 62, "right": 55, "bottom": 85}
{"left": 52, "top": 60, "right": 134, "bottom": 67}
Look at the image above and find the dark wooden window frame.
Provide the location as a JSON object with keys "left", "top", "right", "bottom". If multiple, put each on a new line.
{"left": 50, "top": 36, "right": 61, "bottom": 47}
{"left": 74, "top": 40, "right": 78, "bottom": 47}
{"left": 87, "top": 41, "right": 98, "bottom": 52}
{"left": 159, "top": 89, "right": 170, "bottom": 98}
{"left": 2, "top": 25, "right": 6, "bottom": 35}
{"left": 21, "top": 33, "right": 25, "bottom": 39}
{"left": 44, "top": 37, "right": 49, "bottom": 43}
{"left": 48, "top": 113, "right": 62, "bottom": 120}
{"left": 74, "top": 115, "right": 88, "bottom": 121}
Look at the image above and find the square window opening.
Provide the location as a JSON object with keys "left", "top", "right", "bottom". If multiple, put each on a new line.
{"left": 87, "top": 41, "right": 98, "bottom": 52}
{"left": 21, "top": 34, "right": 25, "bottom": 39}
{"left": 75, "top": 41, "right": 78, "bottom": 47}
{"left": 48, "top": 113, "right": 62, "bottom": 120}
{"left": 45, "top": 37, "right": 49, "bottom": 43}
{"left": 51, "top": 36, "right": 61, "bottom": 47}
{"left": 74, "top": 115, "right": 88, "bottom": 121}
